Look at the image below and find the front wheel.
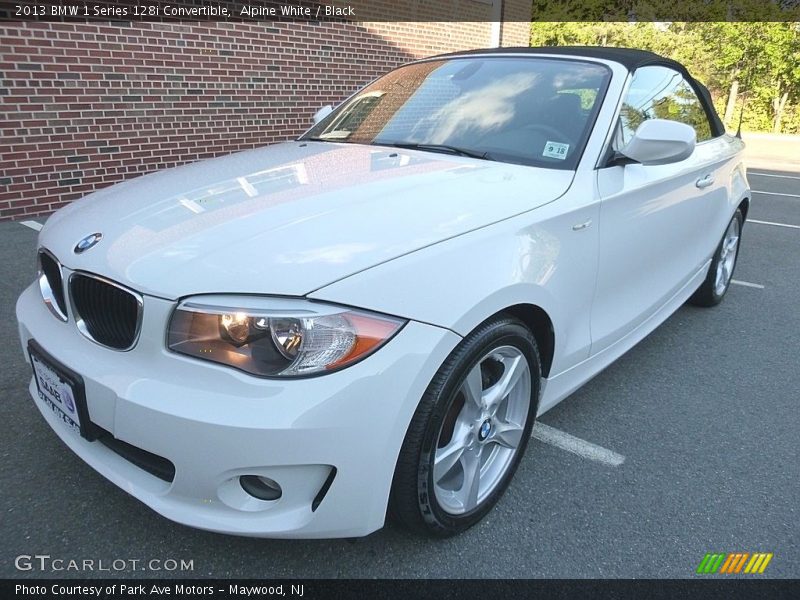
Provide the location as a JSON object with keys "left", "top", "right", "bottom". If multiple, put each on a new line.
{"left": 389, "top": 316, "right": 541, "bottom": 537}
{"left": 689, "top": 209, "right": 743, "bottom": 307}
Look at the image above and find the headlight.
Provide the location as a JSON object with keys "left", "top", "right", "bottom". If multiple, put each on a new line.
{"left": 167, "top": 296, "right": 406, "bottom": 377}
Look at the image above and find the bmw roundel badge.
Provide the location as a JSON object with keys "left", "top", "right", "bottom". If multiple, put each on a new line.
{"left": 74, "top": 232, "right": 103, "bottom": 253}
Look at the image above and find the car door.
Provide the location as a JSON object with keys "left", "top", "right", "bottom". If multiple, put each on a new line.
{"left": 590, "top": 65, "right": 724, "bottom": 355}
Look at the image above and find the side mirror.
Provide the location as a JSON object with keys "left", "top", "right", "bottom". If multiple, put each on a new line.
{"left": 312, "top": 105, "right": 334, "bottom": 125}
{"left": 619, "top": 119, "right": 696, "bottom": 166}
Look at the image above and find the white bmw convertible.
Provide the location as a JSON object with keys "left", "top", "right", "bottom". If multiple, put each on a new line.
{"left": 17, "top": 47, "right": 749, "bottom": 538}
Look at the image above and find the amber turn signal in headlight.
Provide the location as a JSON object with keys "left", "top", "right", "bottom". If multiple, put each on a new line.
{"left": 167, "top": 296, "right": 406, "bottom": 377}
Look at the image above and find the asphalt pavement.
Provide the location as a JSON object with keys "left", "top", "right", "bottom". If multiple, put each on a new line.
{"left": 1, "top": 167, "right": 797, "bottom": 579}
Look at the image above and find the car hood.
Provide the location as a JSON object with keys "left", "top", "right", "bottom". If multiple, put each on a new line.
{"left": 40, "top": 142, "right": 573, "bottom": 299}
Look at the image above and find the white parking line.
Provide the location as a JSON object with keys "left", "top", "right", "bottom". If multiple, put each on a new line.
{"left": 532, "top": 422, "right": 625, "bottom": 467}
{"left": 752, "top": 190, "right": 800, "bottom": 199}
{"left": 20, "top": 220, "right": 43, "bottom": 231}
{"left": 749, "top": 172, "right": 800, "bottom": 180}
{"left": 731, "top": 279, "right": 765, "bottom": 289}
{"left": 749, "top": 219, "right": 800, "bottom": 230}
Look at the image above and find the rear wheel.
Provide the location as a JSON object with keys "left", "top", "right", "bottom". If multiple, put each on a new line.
{"left": 389, "top": 316, "right": 541, "bottom": 537}
{"left": 689, "top": 209, "right": 743, "bottom": 307}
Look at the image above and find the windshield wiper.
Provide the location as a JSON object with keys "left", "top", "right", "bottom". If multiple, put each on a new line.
{"left": 303, "top": 136, "right": 350, "bottom": 143}
{"left": 377, "top": 142, "right": 494, "bottom": 161}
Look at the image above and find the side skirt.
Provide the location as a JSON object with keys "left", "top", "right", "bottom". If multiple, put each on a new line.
{"left": 536, "top": 260, "right": 710, "bottom": 416}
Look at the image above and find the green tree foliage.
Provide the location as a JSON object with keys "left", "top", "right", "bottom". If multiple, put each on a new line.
{"left": 530, "top": 21, "right": 800, "bottom": 133}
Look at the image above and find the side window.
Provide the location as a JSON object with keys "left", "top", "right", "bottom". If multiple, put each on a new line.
{"left": 617, "top": 65, "right": 713, "bottom": 148}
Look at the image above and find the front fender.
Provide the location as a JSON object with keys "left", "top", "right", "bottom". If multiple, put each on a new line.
{"left": 308, "top": 203, "right": 598, "bottom": 377}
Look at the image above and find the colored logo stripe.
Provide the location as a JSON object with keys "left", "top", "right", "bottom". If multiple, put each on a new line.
{"left": 697, "top": 552, "right": 773, "bottom": 574}
{"left": 745, "top": 553, "right": 773, "bottom": 574}
{"left": 719, "top": 553, "right": 749, "bottom": 573}
{"left": 697, "top": 553, "right": 725, "bottom": 574}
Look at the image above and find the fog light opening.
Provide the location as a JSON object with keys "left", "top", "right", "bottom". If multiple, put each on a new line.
{"left": 239, "top": 475, "right": 282, "bottom": 501}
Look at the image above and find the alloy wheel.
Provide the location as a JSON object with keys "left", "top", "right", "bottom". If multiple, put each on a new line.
{"left": 432, "top": 345, "right": 532, "bottom": 515}
{"left": 714, "top": 216, "right": 740, "bottom": 296}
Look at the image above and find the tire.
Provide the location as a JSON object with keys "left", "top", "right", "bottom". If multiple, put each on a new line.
{"left": 389, "top": 315, "right": 541, "bottom": 537}
{"left": 689, "top": 209, "right": 743, "bottom": 307}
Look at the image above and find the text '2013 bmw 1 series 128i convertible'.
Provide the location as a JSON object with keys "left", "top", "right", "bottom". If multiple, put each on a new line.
{"left": 17, "top": 47, "right": 749, "bottom": 538}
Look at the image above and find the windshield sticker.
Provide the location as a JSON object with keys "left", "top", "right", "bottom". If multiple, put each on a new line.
{"left": 543, "top": 141, "right": 569, "bottom": 160}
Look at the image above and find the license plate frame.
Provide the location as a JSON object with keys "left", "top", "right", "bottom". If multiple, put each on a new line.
{"left": 28, "top": 340, "right": 100, "bottom": 441}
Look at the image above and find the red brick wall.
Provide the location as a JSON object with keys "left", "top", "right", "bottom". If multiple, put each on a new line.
{"left": 1, "top": 11, "right": 531, "bottom": 220}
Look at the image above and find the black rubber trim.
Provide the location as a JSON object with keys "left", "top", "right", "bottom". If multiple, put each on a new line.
{"left": 96, "top": 429, "right": 176, "bottom": 483}
{"left": 312, "top": 467, "right": 337, "bottom": 512}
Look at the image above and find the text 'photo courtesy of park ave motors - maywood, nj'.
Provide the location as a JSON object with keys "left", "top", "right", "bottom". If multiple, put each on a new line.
{"left": 15, "top": 583, "right": 305, "bottom": 597}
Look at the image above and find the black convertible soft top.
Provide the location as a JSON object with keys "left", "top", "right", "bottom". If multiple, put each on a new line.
{"left": 437, "top": 46, "right": 726, "bottom": 137}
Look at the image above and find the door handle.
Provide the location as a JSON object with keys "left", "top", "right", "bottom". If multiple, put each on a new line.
{"left": 696, "top": 174, "right": 715, "bottom": 189}
{"left": 572, "top": 220, "right": 592, "bottom": 231}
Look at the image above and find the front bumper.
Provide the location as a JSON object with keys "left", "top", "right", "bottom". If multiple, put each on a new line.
{"left": 16, "top": 282, "right": 461, "bottom": 538}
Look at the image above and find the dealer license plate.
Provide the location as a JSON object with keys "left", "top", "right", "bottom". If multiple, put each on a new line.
{"left": 29, "top": 345, "right": 82, "bottom": 433}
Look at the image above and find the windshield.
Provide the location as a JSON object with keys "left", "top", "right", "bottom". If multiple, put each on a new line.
{"left": 301, "top": 57, "right": 611, "bottom": 169}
